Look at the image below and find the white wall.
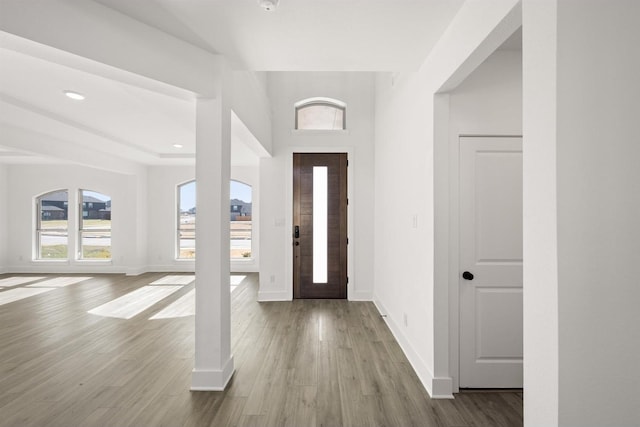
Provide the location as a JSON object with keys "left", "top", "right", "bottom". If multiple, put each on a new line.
{"left": 146, "top": 164, "right": 260, "bottom": 273}
{"left": 556, "top": 1, "right": 640, "bottom": 421}
{"left": 5, "top": 163, "right": 146, "bottom": 274}
{"left": 259, "top": 72, "right": 376, "bottom": 301}
{"left": 146, "top": 165, "right": 195, "bottom": 272}
{"left": 447, "top": 49, "right": 522, "bottom": 392}
{"left": 232, "top": 71, "right": 272, "bottom": 155}
{"left": 373, "top": 0, "right": 520, "bottom": 398}
{"left": 0, "top": 164, "right": 7, "bottom": 272}
{"left": 522, "top": 1, "right": 559, "bottom": 424}
{"left": 449, "top": 51, "right": 522, "bottom": 136}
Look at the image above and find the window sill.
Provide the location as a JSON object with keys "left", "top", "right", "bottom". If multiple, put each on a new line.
{"left": 76, "top": 259, "right": 112, "bottom": 264}
{"left": 291, "top": 129, "right": 350, "bottom": 135}
{"left": 32, "top": 259, "right": 69, "bottom": 264}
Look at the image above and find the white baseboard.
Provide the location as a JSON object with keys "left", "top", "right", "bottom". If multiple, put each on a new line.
{"left": 373, "top": 297, "right": 454, "bottom": 399}
{"left": 349, "top": 290, "right": 373, "bottom": 301}
{"left": 431, "top": 376, "right": 454, "bottom": 399}
{"left": 145, "top": 264, "right": 195, "bottom": 273}
{"left": 190, "top": 356, "right": 235, "bottom": 391}
{"left": 5, "top": 264, "right": 128, "bottom": 275}
{"left": 230, "top": 260, "right": 258, "bottom": 273}
{"left": 125, "top": 266, "right": 148, "bottom": 276}
{"left": 257, "top": 289, "right": 290, "bottom": 301}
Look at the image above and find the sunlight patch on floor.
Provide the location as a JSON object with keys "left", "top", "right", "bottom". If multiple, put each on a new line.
{"left": 148, "top": 275, "right": 245, "bottom": 319}
{"left": 27, "top": 277, "right": 93, "bottom": 288}
{"left": 149, "top": 275, "right": 195, "bottom": 285}
{"left": 0, "top": 276, "right": 46, "bottom": 288}
{"left": 150, "top": 289, "right": 195, "bottom": 320}
{"left": 230, "top": 275, "right": 246, "bottom": 286}
{"left": 0, "top": 287, "right": 54, "bottom": 306}
{"left": 88, "top": 286, "right": 182, "bottom": 319}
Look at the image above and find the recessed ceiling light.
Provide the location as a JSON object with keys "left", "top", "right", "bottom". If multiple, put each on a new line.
{"left": 173, "top": 144, "right": 183, "bottom": 148}
{"left": 63, "top": 90, "right": 85, "bottom": 101}
{"left": 258, "top": 0, "right": 279, "bottom": 11}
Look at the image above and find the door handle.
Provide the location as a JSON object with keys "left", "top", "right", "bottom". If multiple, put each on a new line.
{"left": 462, "top": 271, "right": 474, "bottom": 280}
{"left": 294, "top": 225, "right": 300, "bottom": 238}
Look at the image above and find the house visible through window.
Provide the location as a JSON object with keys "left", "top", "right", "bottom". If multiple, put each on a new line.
{"left": 230, "top": 180, "right": 252, "bottom": 259}
{"left": 79, "top": 190, "right": 111, "bottom": 259}
{"left": 176, "top": 180, "right": 253, "bottom": 260}
{"left": 295, "top": 97, "right": 346, "bottom": 130}
{"left": 36, "top": 190, "right": 69, "bottom": 259}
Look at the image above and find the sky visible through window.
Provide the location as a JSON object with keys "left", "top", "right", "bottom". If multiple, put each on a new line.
{"left": 179, "top": 181, "right": 252, "bottom": 212}
{"left": 83, "top": 190, "right": 110, "bottom": 201}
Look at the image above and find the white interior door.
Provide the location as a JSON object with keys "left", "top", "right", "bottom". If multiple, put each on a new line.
{"left": 459, "top": 136, "right": 523, "bottom": 388}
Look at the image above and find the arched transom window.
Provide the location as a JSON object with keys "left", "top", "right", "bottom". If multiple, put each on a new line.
{"left": 295, "top": 97, "right": 346, "bottom": 130}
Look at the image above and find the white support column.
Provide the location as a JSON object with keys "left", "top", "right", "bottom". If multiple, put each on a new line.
{"left": 191, "top": 92, "right": 234, "bottom": 390}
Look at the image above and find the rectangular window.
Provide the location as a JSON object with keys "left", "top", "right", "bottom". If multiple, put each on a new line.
{"left": 178, "top": 181, "right": 196, "bottom": 259}
{"left": 313, "top": 166, "right": 328, "bottom": 283}
{"left": 79, "top": 190, "right": 111, "bottom": 259}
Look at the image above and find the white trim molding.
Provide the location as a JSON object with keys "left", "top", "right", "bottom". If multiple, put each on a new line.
{"left": 374, "top": 297, "right": 454, "bottom": 399}
{"left": 190, "top": 356, "right": 235, "bottom": 391}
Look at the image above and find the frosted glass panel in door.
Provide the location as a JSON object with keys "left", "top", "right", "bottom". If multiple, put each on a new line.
{"left": 313, "top": 166, "right": 328, "bottom": 283}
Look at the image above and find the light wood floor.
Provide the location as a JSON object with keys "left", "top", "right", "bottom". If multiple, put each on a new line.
{"left": 0, "top": 273, "right": 523, "bottom": 427}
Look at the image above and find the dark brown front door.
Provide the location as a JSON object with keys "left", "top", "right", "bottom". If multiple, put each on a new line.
{"left": 293, "top": 153, "right": 347, "bottom": 299}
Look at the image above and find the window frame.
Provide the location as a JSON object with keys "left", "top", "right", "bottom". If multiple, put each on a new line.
{"left": 35, "top": 190, "right": 69, "bottom": 261}
{"left": 230, "top": 179, "right": 253, "bottom": 260}
{"left": 78, "top": 189, "right": 112, "bottom": 260}
{"left": 294, "top": 97, "right": 347, "bottom": 130}
{"left": 177, "top": 180, "right": 196, "bottom": 260}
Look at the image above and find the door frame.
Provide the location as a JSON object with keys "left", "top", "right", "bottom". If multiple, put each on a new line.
{"left": 284, "top": 146, "right": 355, "bottom": 301}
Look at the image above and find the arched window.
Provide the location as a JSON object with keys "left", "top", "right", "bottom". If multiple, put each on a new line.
{"left": 177, "top": 180, "right": 196, "bottom": 259}
{"left": 295, "top": 97, "right": 346, "bottom": 130}
{"left": 36, "top": 190, "right": 69, "bottom": 259}
{"left": 230, "top": 180, "right": 252, "bottom": 259}
{"left": 79, "top": 189, "right": 111, "bottom": 259}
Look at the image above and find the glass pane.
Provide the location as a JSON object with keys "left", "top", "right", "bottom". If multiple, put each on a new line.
{"left": 81, "top": 231, "right": 111, "bottom": 259}
{"left": 313, "top": 167, "right": 328, "bottom": 283}
{"left": 297, "top": 104, "right": 344, "bottom": 130}
{"left": 179, "top": 226, "right": 196, "bottom": 259}
{"left": 39, "top": 190, "right": 68, "bottom": 230}
{"left": 230, "top": 180, "right": 252, "bottom": 259}
{"left": 80, "top": 190, "right": 111, "bottom": 260}
{"left": 38, "top": 190, "right": 68, "bottom": 259}
{"left": 178, "top": 181, "right": 196, "bottom": 259}
{"left": 39, "top": 231, "right": 68, "bottom": 259}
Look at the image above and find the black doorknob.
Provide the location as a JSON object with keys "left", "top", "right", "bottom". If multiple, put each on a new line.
{"left": 462, "top": 271, "right": 474, "bottom": 280}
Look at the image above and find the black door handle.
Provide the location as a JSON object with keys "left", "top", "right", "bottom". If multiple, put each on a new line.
{"left": 462, "top": 271, "right": 474, "bottom": 280}
{"left": 294, "top": 225, "right": 300, "bottom": 238}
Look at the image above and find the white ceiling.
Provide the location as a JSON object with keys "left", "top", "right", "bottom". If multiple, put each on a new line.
{"left": 0, "top": 0, "right": 466, "bottom": 170}
{"left": 94, "top": 0, "right": 466, "bottom": 71}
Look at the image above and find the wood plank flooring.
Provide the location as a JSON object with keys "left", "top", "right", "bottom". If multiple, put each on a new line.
{"left": 0, "top": 273, "right": 523, "bottom": 427}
